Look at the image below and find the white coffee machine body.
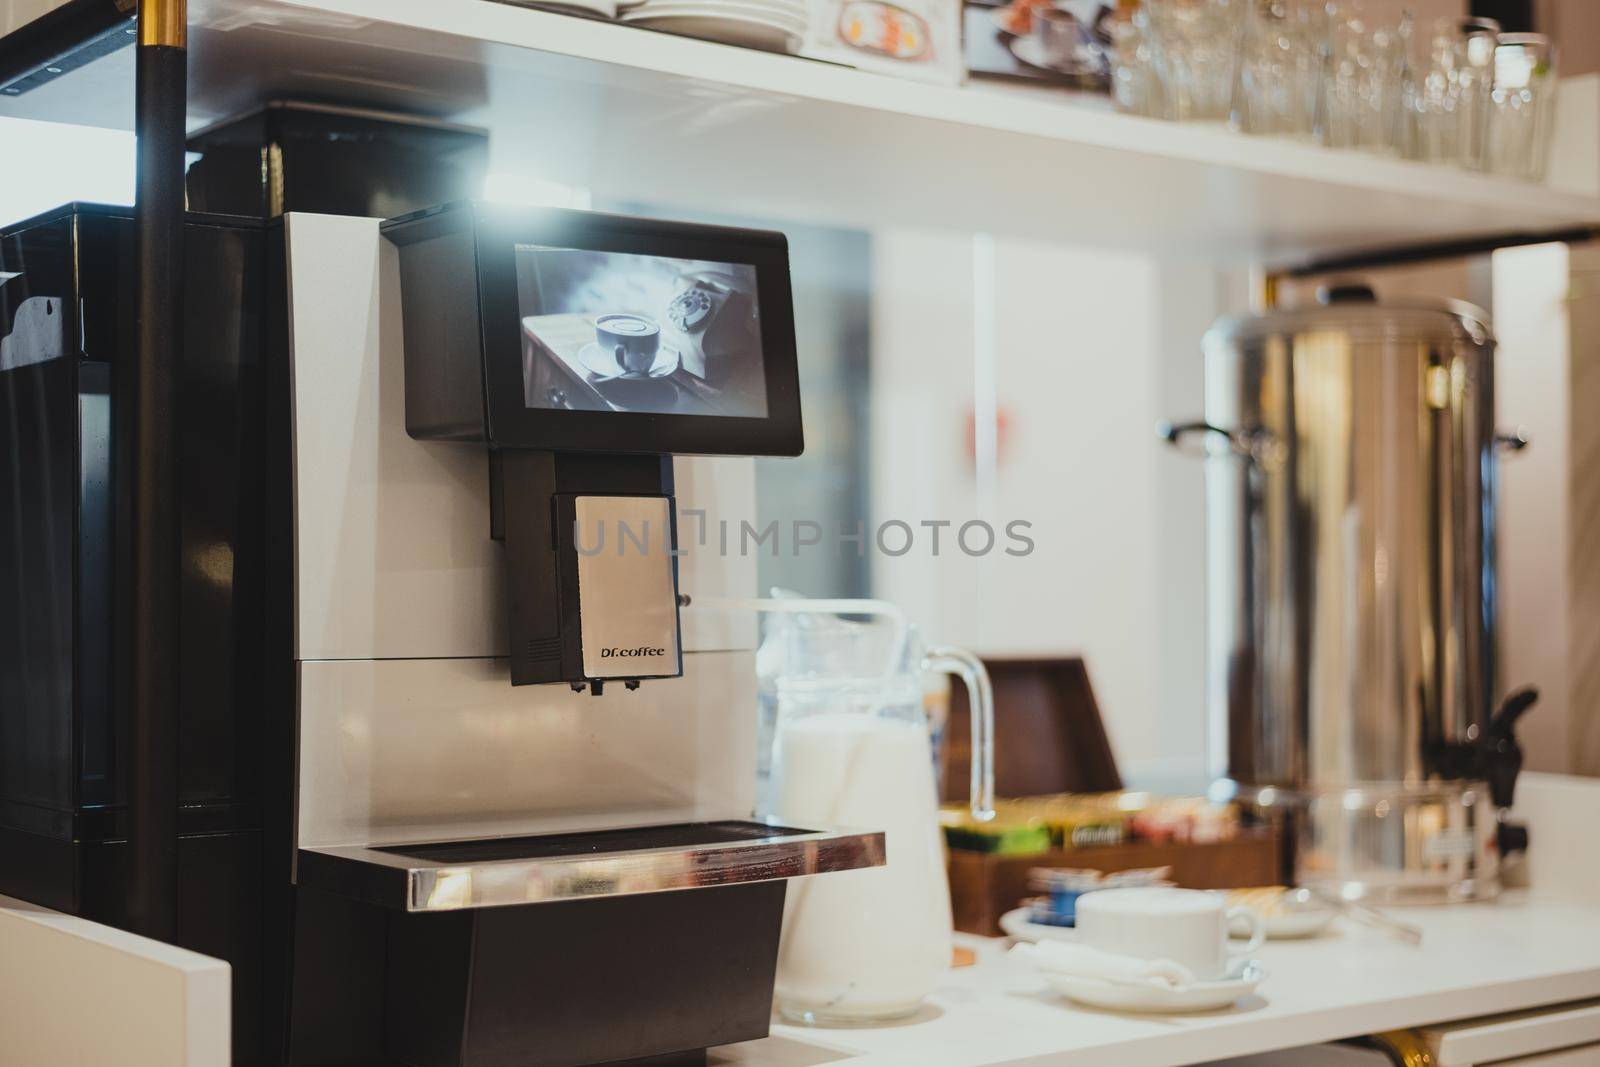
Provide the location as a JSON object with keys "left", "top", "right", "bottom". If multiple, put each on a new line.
{"left": 272, "top": 213, "right": 880, "bottom": 1067}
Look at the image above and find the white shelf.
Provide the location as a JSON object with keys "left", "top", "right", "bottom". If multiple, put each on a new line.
{"left": 720, "top": 894, "right": 1600, "bottom": 1067}
{"left": 5, "top": 0, "right": 1599, "bottom": 262}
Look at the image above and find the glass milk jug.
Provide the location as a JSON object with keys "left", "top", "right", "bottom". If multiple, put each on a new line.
{"left": 760, "top": 601, "right": 994, "bottom": 1025}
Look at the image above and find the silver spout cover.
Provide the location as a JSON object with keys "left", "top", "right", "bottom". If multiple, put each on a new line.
{"left": 575, "top": 495, "right": 682, "bottom": 681}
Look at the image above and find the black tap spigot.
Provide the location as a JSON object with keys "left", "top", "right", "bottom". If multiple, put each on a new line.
{"left": 1486, "top": 687, "right": 1539, "bottom": 857}
{"left": 1485, "top": 687, "right": 1538, "bottom": 810}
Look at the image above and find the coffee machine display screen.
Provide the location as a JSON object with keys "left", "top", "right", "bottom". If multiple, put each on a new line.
{"left": 385, "top": 202, "right": 802, "bottom": 456}
{"left": 515, "top": 247, "right": 769, "bottom": 419}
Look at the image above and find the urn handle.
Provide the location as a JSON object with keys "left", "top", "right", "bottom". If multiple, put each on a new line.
{"left": 1157, "top": 420, "right": 1284, "bottom": 468}
{"left": 1494, "top": 428, "right": 1530, "bottom": 453}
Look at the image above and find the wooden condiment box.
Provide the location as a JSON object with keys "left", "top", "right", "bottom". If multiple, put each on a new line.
{"left": 946, "top": 828, "right": 1282, "bottom": 936}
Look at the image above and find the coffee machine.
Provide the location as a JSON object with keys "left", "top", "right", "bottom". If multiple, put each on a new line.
{"left": 0, "top": 110, "right": 882, "bottom": 1067}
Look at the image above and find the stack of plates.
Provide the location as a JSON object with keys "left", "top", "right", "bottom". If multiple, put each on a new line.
{"left": 499, "top": 0, "right": 619, "bottom": 20}
{"left": 617, "top": 0, "right": 806, "bottom": 52}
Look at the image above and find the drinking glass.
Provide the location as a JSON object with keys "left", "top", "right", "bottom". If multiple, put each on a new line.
{"left": 1487, "top": 33, "right": 1558, "bottom": 181}
{"left": 1111, "top": 12, "right": 1164, "bottom": 118}
{"left": 1233, "top": 1, "right": 1312, "bottom": 137}
{"left": 1234, "top": 1, "right": 1408, "bottom": 155}
{"left": 1318, "top": 10, "right": 1372, "bottom": 150}
{"left": 1363, "top": 15, "right": 1413, "bottom": 156}
{"left": 1143, "top": 0, "right": 1245, "bottom": 122}
{"left": 1288, "top": 0, "right": 1333, "bottom": 135}
{"left": 1412, "top": 16, "right": 1500, "bottom": 169}
{"left": 1314, "top": 5, "right": 1413, "bottom": 155}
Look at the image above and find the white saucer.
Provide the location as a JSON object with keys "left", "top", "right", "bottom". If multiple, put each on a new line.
{"left": 576, "top": 340, "right": 680, "bottom": 381}
{"left": 1046, "top": 959, "right": 1266, "bottom": 1013}
{"left": 590, "top": 374, "right": 683, "bottom": 412}
{"left": 1008, "top": 33, "right": 1107, "bottom": 77}
{"left": 622, "top": 8, "right": 806, "bottom": 34}
{"left": 623, "top": 0, "right": 803, "bottom": 13}
{"left": 1000, "top": 907, "right": 1080, "bottom": 944}
{"left": 1004, "top": 903, "right": 1331, "bottom": 943}
{"left": 1236, "top": 908, "right": 1339, "bottom": 940}
{"left": 619, "top": 10, "right": 802, "bottom": 49}
{"left": 515, "top": 0, "right": 617, "bottom": 17}
{"left": 622, "top": 0, "right": 803, "bottom": 23}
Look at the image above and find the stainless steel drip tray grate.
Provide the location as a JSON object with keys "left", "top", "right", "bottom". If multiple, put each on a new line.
{"left": 297, "top": 819, "right": 886, "bottom": 912}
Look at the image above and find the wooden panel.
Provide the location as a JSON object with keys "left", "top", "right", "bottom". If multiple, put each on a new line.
{"left": 1547, "top": 0, "right": 1600, "bottom": 78}
{"left": 946, "top": 830, "right": 1282, "bottom": 936}
{"left": 1565, "top": 243, "right": 1600, "bottom": 776}
{"left": 940, "top": 657, "right": 1122, "bottom": 804}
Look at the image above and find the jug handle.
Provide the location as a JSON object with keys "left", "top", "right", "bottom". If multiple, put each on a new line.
{"left": 924, "top": 646, "right": 995, "bottom": 823}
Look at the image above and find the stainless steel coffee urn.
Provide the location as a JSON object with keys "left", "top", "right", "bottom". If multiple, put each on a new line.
{"left": 1166, "top": 284, "right": 1536, "bottom": 903}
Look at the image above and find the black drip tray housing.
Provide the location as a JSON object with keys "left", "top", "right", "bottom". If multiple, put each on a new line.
{"left": 389, "top": 882, "right": 784, "bottom": 1067}
{"left": 291, "top": 820, "right": 884, "bottom": 1067}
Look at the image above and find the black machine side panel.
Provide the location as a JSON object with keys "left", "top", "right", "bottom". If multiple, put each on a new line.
{"left": 0, "top": 204, "right": 268, "bottom": 1064}
{"left": 0, "top": 211, "right": 77, "bottom": 822}
{"left": 259, "top": 219, "right": 302, "bottom": 1067}
{"left": 0, "top": 206, "right": 267, "bottom": 844}
{"left": 174, "top": 215, "right": 268, "bottom": 812}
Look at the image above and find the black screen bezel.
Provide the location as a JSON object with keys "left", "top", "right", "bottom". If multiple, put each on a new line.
{"left": 474, "top": 204, "right": 804, "bottom": 457}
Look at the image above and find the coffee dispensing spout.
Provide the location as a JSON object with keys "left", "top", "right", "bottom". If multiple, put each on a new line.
{"left": 1485, "top": 687, "right": 1538, "bottom": 809}
{"left": 1486, "top": 687, "right": 1539, "bottom": 857}
{"left": 1423, "top": 686, "right": 1537, "bottom": 857}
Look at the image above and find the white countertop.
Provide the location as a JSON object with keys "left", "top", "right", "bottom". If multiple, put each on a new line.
{"left": 712, "top": 892, "right": 1600, "bottom": 1067}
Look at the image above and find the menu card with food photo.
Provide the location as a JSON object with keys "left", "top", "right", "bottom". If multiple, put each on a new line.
{"left": 964, "top": 0, "right": 1113, "bottom": 89}
{"left": 801, "top": 0, "right": 963, "bottom": 84}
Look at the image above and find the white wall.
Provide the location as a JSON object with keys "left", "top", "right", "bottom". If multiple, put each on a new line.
{"left": 869, "top": 229, "right": 1229, "bottom": 785}
{"left": 0, "top": 117, "right": 133, "bottom": 228}
{"left": 0, "top": 0, "right": 68, "bottom": 35}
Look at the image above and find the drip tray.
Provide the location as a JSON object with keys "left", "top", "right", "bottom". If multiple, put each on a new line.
{"left": 297, "top": 819, "right": 885, "bottom": 912}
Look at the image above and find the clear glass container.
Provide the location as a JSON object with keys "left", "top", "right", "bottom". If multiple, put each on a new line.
{"left": 1487, "top": 33, "right": 1558, "bottom": 181}
{"left": 1143, "top": 0, "right": 1245, "bottom": 122}
{"left": 748, "top": 600, "right": 993, "bottom": 1025}
{"left": 1412, "top": 16, "right": 1501, "bottom": 169}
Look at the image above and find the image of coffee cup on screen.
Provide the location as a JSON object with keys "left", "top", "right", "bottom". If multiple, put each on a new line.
{"left": 516, "top": 245, "right": 768, "bottom": 418}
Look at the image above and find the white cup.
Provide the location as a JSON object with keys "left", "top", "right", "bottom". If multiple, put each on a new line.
{"left": 1074, "top": 887, "right": 1266, "bottom": 981}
